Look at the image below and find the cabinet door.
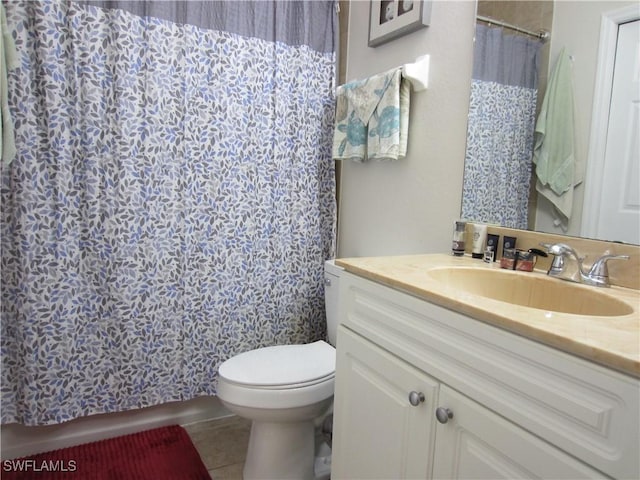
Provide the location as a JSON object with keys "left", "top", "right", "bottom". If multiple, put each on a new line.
{"left": 432, "top": 385, "right": 605, "bottom": 479}
{"left": 332, "top": 326, "right": 438, "bottom": 480}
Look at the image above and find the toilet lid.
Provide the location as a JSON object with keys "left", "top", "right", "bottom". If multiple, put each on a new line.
{"left": 218, "top": 341, "right": 336, "bottom": 387}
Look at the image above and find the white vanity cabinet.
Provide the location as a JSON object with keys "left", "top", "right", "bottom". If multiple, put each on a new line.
{"left": 431, "top": 385, "right": 603, "bottom": 479}
{"left": 331, "top": 271, "right": 640, "bottom": 480}
{"left": 332, "top": 326, "right": 438, "bottom": 479}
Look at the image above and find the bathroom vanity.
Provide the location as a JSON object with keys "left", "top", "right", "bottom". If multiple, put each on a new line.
{"left": 331, "top": 254, "right": 639, "bottom": 480}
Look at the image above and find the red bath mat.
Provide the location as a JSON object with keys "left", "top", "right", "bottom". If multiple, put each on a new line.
{"left": 1, "top": 425, "right": 211, "bottom": 479}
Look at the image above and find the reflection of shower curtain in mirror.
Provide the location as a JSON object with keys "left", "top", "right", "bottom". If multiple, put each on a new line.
{"left": 462, "top": 25, "right": 542, "bottom": 229}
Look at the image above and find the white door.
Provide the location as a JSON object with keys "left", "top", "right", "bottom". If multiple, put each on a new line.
{"left": 432, "top": 385, "right": 604, "bottom": 479}
{"left": 595, "top": 20, "right": 640, "bottom": 244}
{"left": 331, "top": 326, "right": 438, "bottom": 480}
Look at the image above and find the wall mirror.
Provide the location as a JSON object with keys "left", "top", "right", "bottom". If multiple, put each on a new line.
{"left": 461, "top": 0, "right": 640, "bottom": 245}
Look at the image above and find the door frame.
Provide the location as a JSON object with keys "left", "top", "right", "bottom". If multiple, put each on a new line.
{"left": 581, "top": 4, "right": 640, "bottom": 240}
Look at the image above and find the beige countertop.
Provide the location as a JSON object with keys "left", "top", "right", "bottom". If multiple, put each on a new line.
{"left": 335, "top": 254, "right": 640, "bottom": 378}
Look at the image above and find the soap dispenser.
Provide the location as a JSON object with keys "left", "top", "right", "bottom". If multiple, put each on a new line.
{"left": 451, "top": 220, "right": 467, "bottom": 256}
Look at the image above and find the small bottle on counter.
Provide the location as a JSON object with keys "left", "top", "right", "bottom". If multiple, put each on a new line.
{"left": 502, "top": 236, "right": 517, "bottom": 258}
{"left": 471, "top": 224, "right": 487, "bottom": 259}
{"left": 500, "top": 248, "right": 517, "bottom": 270}
{"left": 483, "top": 246, "right": 494, "bottom": 263}
{"left": 451, "top": 220, "right": 467, "bottom": 256}
{"left": 486, "top": 234, "right": 499, "bottom": 262}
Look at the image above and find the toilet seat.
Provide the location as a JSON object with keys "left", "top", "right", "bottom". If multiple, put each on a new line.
{"left": 217, "top": 341, "right": 336, "bottom": 410}
{"left": 218, "top": 340, "right": 336, "bottom": 387}
{"left": 220, "top": 373, "right": 335, "bottom": 390}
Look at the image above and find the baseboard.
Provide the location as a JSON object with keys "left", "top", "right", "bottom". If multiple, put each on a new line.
{"left": 1, "top": 396, "right": 230, "bottom": 460}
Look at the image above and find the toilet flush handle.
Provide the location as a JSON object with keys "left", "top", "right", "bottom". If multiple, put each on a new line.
{"left": 324, "top": 277, "right": 332, "bottom": 286}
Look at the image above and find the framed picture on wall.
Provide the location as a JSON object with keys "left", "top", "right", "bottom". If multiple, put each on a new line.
{"left": 368, "top": 0, "right": 432, "bottom": 47}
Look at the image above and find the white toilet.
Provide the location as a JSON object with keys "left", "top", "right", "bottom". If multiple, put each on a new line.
{"left": 216, "top": 260, "right": 343, "bottom": 480}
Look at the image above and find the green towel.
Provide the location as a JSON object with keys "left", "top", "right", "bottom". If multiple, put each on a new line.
{"left": 533, "top": 48, "right": 576, "bottom": 197}
{"left": 1, "top": 3, "right": 18, "bottom": 166}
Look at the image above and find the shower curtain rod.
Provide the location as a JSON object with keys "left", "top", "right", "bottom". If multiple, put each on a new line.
{"left": 476, "top": 15, "right": 550, "bottom": 42}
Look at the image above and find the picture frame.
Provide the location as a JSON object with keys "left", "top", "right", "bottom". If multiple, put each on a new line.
{"left": 368, "top": 0, "right": 432, "bottom": 47}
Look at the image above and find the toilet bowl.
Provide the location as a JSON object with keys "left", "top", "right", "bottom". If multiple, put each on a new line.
{"left": 216, "top": 260, "right": 343, "bottom": 480}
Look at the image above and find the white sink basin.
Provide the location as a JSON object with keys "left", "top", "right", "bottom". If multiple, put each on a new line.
{"left": 427, "top": 267, "right": 634, "bottom": 317}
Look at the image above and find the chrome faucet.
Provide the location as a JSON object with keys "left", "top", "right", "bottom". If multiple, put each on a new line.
{"left": 540, "top": 243, "right": 629, "bottom": 287}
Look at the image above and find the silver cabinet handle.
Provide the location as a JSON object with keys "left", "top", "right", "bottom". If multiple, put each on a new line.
{"left": 435, "top": 407, "right": 453, "bottom": 424}
{"left": 408, "top": 391, "right": 425, "bottom": 406}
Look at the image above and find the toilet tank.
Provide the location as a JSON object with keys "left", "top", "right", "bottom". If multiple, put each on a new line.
{"left": 324, "top": 260, "right": 344, "bottom": 346}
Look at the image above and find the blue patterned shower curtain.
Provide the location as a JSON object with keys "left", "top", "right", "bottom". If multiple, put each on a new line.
{"left": 1, "top": 0, "right": 336, "bottom": 426}
{"left": 461, "top": 25, "right": 542, "bottom": 229}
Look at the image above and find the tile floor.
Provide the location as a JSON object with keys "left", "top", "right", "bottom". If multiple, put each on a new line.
{"left": 184, "top": 415, "right": 252, "bottom": 479}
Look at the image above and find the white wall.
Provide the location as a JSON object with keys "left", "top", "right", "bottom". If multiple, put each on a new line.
{"left": 534, "top": 1, "right": 636, "bottom": 237}
{"left": 337, "top": 0, "right": 476, "bottom": 257}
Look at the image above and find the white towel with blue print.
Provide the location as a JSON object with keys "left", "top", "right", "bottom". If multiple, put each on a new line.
{"left": 332, "top": 68, "right": 410, "bottom": 161}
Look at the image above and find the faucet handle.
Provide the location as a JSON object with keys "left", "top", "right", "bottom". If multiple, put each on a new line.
{"left": 588, "top": 254, "right": 630, "bottom": 281}
{"left": 540, "top": 242, "right": 586, "bottom": 261}
{"left": 540, "top": 242, "right": 564, "bottom": 275}
{"left": 539, "top": 242, "right": 585, "bottom": 273}
{"left": 539, "top": 243, "right": 564, "bottom": 273}
{"left": 539, "top": 242, "right": 553, "bottom": 251}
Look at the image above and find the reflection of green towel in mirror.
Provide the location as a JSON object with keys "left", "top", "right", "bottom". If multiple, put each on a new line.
{"left": 533, "top": 48, "right": 581, "bottom": 221}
